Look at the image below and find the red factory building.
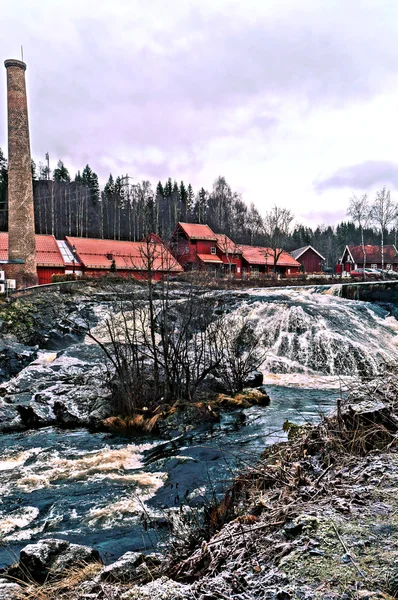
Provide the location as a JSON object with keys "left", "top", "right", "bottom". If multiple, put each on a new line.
{"left": 291, "top": 245, "right": 325, "bottom": 273}
{"left": 0, "top": 234, "right": 183, "bottom": 285}
{"left": 0, "top": 233, "right": 66, "bottom": 284}
{"left": 170, "top": 222, "right": 301, "bottom": 278}
{"left": 65, "top": 236, "right": 182, "bottom": 280}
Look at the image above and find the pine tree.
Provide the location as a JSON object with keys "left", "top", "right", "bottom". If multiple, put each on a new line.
{"left": 179, "top": 181, "right": 188, "bottom": 220}
{"left": 194, "top": 187, "right": 208, "bottom": 224}
{"left": 187, "top": 183, "right": 194, "bottom": 218}
{"left": 164, "top": 177, "right": 173, "bottom": 197}
{"left": 82, "top": 164, "right": 100, "bottom": 201}
{"left": 53, "top": 160, "right": 71, "bottom": 183}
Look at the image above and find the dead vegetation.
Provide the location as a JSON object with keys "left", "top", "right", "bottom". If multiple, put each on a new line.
{"left": 165, "top": 368, "right": 398, "bottom": 598}
{"left": 8, "top": 561, "right": 103, "bottom": 600}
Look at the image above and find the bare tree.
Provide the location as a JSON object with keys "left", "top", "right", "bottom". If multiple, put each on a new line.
{"left": 371, "top": 187, "right": 397, "bottom": 276}
{"left": 348, "top": 194, "right": 370, "bottom": 280}
{"left": 216, "top": 318, "right": 266, "bottom": 393}
{"left": 263, "top": 206, "right": 294, "bottom": 274}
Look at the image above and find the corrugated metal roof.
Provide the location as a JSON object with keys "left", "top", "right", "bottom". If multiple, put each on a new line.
{"left": 214, "top": 233, "right": 242, "bottom": 254}
{"left": 65, "top": 237, "right": 183, "bottom": 272}
{"left": 345, "top": 245, "right": 398, "bottom": 264}
{"left": 291, "top": 246, "right": 325, "bottom": 261}
{"left": 197, "top": 253, "right": 223, "bottom": 263}
{"left": 239, "top": 245, "right": 301, "bottom": 267}
{"left": 177, "top": 223, "right": 217, "bottom": 241}
{"left": 0, "top": 233, "right": 65, "bottom": 267}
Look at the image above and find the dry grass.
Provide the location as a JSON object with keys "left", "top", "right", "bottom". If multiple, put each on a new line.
{"left": 168, "top": 372, "right": 398, "bottom": 586}
{"left": 11, "top": 561, "right": 103, "bottom": 600}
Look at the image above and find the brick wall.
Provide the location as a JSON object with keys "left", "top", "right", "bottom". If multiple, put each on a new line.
{"left": 4, "top": 59, "right": 37, "bottom": 288}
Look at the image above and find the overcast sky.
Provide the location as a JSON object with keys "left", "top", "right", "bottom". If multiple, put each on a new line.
{"left": 2, "top": 0, "right": 398, "bottom": 227}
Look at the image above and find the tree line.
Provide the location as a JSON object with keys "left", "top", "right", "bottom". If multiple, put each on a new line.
{"left": 1, "top": 148, "right": 398, "bottom": 269}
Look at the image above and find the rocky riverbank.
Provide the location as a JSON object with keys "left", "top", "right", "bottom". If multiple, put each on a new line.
{"left": 2, "top": 369, "right": 398, "bottom": 600}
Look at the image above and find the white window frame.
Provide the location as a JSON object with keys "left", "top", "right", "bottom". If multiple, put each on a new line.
{"left": 370, "top": 263, "right": 377, "bottom": 269}
{"left": 386, "top": 263, "right": 392, "bottom": 270}
{"left": 211, "top": 247, "right": 216, "bottom": 255}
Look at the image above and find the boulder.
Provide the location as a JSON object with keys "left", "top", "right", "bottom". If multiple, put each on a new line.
{"left": 245, "top": 370, "right": 264, "bottom": 388}
{"left": 342, "top": 400, "right": 398, "bottom": 433}
{"left": 12, "top": 538, "right": 102, "bottom": 583}
{"left": 0, "top": 400, "right": 24, "bottom": 432}
{"left": 100, "top": 551, "right": 145, "bottom": 583}
{"left": 121, "top": 575, "right": 191, "bottom": 600}
{"left": 0, "top": 579, "right": 21, "bottom": 600}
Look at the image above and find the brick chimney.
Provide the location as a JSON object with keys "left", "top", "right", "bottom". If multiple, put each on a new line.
{"left": 4, "top": 59, "right": 37, "bottom": 288}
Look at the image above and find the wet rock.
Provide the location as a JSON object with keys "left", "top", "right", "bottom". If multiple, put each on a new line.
{"left": 53, "top": 399, "right": 81, "bottom": 426}
{"left": 0, "top": 336, "right": 37, "bottom": 383}
{"left": 0, "top": 579, "right": 21, "bottom": 600}
{"left": 246, "top": 370, "right": 264, "bottom": 387}
{"left": 17, "top": 403, "right": 56, "bottom": 428}
{"left": 121, "top": 575, "right": 191, "bottom": 599}
{"left": 0, "top": 399, "right": 24, "bottom": 432}
{"left": 100, "top": 551, "right": 144, "bottom": 582}
{"left": 9, "top": 538, "right": 102, "bottom": 584}
{"left": 342, "top": 400, "right": 398, "bottom": 432}
{"left": 145, "top": 552, "right": 165, "bottom": 567}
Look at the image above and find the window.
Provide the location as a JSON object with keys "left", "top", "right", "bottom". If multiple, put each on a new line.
{"left": 386, "top": 264, "right": 392, "bottom": 270}
{"left": 211, "top": 247, "right": 216, "bottom": 255}
{"left": 371, "top": 264, "right": 377, "bottom": 269}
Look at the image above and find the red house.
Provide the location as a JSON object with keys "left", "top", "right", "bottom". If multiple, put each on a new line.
{"left": 340, "top": 245, "right": 398, "bottom": 273}
{"left": 239, "top": 245, "right": 301, "bottom": 278}
{"left": 291, "top": 246, "right": 325, "bottom": 273}
{"left": 170, "top": 223, "right": 223, "bottom": 272}
{"left": 214, "top": 233, "right": 243, "bottom": 277}
{"left": 65, "top": 236, "right": 183, "bottom": 280}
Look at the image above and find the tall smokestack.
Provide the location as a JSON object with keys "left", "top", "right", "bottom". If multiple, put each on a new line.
{"left": 4, "top": 59, "right": 37, "bottom": 288}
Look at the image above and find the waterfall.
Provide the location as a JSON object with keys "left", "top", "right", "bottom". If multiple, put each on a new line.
{"left": 225, "top": 289, "right": 398, "bottom": 376}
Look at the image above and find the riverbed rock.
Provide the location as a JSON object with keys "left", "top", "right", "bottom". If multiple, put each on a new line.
{"left": 100, "top": 551, "right": 145, "bottom": 582}
{"left": 10, "top": 538, "right": 102, "bottom": 583}
{"left": 341, "top": 400, "right": 398, "bottom": 432}
{"left": 0, "top": 352, "right": 112, "bottom": 432}
{"left": 0, "top": 399, "right": 24, "bottom": 432}
{"left": 0, "top": 579, "right": 21, "bottom": 600}
{"left": 245, "top": 370, "right": 264, "bottom": 387}
{"left": 121, "top": 575, "right": 191, "bottom": 599}
{"left": 0, "top": 336, "right": 37, "bottom": 383}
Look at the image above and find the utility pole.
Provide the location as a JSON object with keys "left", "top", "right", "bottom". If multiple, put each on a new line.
{"left": 45, "top": 152, "right": 50, "bottom": 180}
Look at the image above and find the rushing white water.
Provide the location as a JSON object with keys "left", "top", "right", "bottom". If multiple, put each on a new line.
{"left": 224, "top": 288, "right": 398, "bottom": 376}
{"left": 0, "top": 287, "right": 397, "bottom": 568}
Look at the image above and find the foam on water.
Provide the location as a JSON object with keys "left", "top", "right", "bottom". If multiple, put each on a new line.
{"left": 225, "top": 288, "right": 398, "bottom": 375}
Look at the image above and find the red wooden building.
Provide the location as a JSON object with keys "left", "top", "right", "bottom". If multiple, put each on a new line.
{"left": 65, "top": 236, "right": 183, "bottom": 280}
{"left": 170, "top": 222, "right": 301, "bottom": 278}
{"left": 170, "top": 223, "right": 223, "bottom": 272}
{"left": 0, "top": 233, "right": 66, "bottom": 284}
{"left": 214, "top": 233, "right": 243, "bottom": 276}
{"left": 291, "top": 246, "right": 325, "bottom": 273}
{"left": 239, "top": 245, "right": 301, "bottom": 277}
{"left": 0, "top": 234, "right": 183, "bottom": 286}
{"left": 340, "top": 245, "right": 398, "bottom": 273}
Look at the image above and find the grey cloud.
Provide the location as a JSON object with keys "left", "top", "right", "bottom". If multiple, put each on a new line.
{"left": 2, "top": 0, "right": 398, "bottom": 186}
{"left": 298, "top": 208, "right": 347, "bottom": 225}
{"left": 314, "top": 161, "right": 398, "bottom": 192}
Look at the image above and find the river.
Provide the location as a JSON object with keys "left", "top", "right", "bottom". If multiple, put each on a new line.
{"left": 0, "top": 286, "right": 397, "bottom": 568}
